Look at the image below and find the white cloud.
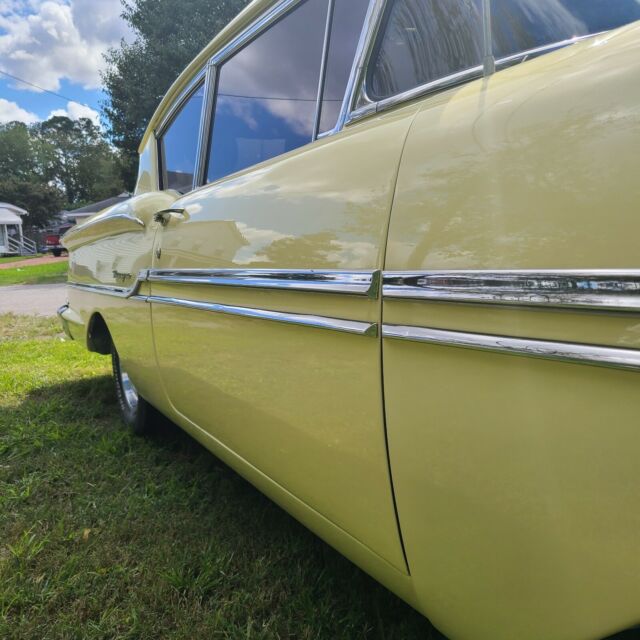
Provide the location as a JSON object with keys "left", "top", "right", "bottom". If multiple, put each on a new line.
{"left": 0, "top": 97, "right": 39, "bottom": 123}
{"left": 0, "top": 96, "right": 100, "bottom": 125}
{"left": 0, "top": 0, "right": 131, "bottom": 91}
{"left": 48, "top": 100, "right": 100, "bottom": 126}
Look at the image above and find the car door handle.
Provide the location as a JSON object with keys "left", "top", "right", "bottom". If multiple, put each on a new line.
{"left": 154, "top": 208, "right": 187, "bottom": 226}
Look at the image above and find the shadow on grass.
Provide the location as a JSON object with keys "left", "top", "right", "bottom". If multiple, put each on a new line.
{"left": 4, "top": 375, "right": 637, "bottom": 640}
{"left": 1, "top": 374, "right": 445, "bottom": 640}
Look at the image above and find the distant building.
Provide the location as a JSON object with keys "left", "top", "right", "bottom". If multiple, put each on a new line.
{"left": 64, "top": 193, "right": 131, "bottom": 225}
{"left": 0, "top": 203, "right": 36, "bottom": 255}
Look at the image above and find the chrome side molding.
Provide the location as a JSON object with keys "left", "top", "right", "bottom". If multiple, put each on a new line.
{"left": 142, "top": 295, "right": 378, "bottom": 337}
{"left": 69, "top": 270, "right": 149, "bottom": 299}
{"left": 383, "top": 270, "right": 640, "bottom": 312}
{"left": 62, "top": 212, "right": 145, "bottom": 251}
{"left": 148, "top": 269, "right": 381, "bottom": 298}
{"left": 383, "top": 324, "right": 640, "bottom": 372}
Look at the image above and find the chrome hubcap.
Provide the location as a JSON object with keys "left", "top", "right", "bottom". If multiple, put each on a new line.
{"left": 120, "top": 367, "right": 139, "bottom": 413}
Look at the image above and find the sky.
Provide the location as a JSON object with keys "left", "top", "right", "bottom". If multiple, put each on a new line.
{"left": 0, "top": 0, "right": 132, "bottom": 127}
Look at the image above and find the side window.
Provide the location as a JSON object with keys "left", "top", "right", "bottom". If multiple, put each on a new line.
{"left": 367, "top": 0, "right": 484, "bottom": 101}
{"left": 206, "top": 0, "right": 329, "bottom": 184}
{"left": 491, "top": 0, "right": 640, "bottom": 59}
{"left": 159, "top": 83, "right": 204, "bottom": 192}
{"left": 318, "top": 0, "right": 370, "bottom": 134}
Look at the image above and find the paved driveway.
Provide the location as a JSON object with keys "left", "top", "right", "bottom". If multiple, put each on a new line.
{"left": 0, "top": 284, "right": 68, "bottom": 316}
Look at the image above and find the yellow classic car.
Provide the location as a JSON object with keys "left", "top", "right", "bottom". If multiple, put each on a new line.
{"left": 59, "top": 1, "right": 640, "bottom": 638}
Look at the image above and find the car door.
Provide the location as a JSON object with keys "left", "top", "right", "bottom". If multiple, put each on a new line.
{"left": 148, "top": 0, "right": 416, "bottom": 571}
{"left": 374, "top": 2, "right": 640, "bottom": 639}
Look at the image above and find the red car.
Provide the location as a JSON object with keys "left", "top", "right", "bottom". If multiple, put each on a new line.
{"left": 44, "top": 224, "right": 72, "bottom": 257}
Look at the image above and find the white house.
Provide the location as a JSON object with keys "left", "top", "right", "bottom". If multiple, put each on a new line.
{"left": 0, "top": 203, "right": 36, "bottom": 255}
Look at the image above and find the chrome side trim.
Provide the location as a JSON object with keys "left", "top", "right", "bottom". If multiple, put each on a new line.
{"left": 69, "top": 270, "right": 149, "bottom": 299}
{"left": 145, "top": 295, "right": 378, "bottom": 336}
{"left": 62, "top": 212, "right": 144, "bottom": 251}
{"left": 148, "top": 269, "right": 381, "bottom": 298}
{"left": 383, "top": 325, "right": 640, "bottom": 372}
{"left": 72, "top": 212, "right": 144, "bottom": 234}
{"left": 382, "top": 270, "right": 640, "bottom": 313}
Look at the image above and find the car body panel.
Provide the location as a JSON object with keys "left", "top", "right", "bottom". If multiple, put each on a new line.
{"left": 385, "top": 26, "right": 640, "bottom": 273}
{"left": 382, "top": 22, "right": 640, "bottom": 640}
{"left": 149, "top": 104, "right": 421, "bottom": 572}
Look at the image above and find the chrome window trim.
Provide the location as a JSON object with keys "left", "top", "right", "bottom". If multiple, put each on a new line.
{"left": 155, "top": 70, "right": 207, "bottom": 139}
{"left": 202, "top": 0, "right": 326, "bottom": 184}
{"left": 156, "top": 0, "right": 308, "bottom": 191}
{"left": 148, "top": 268, "right": 381, "bottom": 298}
{"left": 155, "top": 71, "right": 207, "bottom": 193}
{"left": 69, "top": 270, "right": 149, "bottom": 299}
{"left": 345, "top": 1, "right": 609, "bottom": 127}
{"left": 382, "top": 270, "right": 640, "bottom": 313}
{"left": 383, "top": 325, "right": 640, "bottom": 372}
{"left": 319, "top": 0, "right": 381, "bottom": 137}
{"left": 143, "top": 295, "right": 378, "bottom": 336}
{"left": 313, "top": 0, "right": 336, "bottom": 140}
{"left": 193, "top": 60, "right": 218, "bottom": 189}
{"left": 152, "top": 0, "right": 609, "bottom": 190}
{"left": 154, "top": 0, "right": 378, "bottom": 187}
{"left": 210, "top": 0, "right": 302, "bottom": 67}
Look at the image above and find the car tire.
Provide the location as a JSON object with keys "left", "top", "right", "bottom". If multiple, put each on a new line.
{"left": 111, "top": 344, "right": 153, "bottom": 435}
{"left": 52, "top": 249, "right": 62, "bottom": 257}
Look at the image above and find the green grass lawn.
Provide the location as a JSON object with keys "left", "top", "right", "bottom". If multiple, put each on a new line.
{"left": 0, "top": 261, "right": 68, "bottom": 286}
{"left": 0, "top": 314, "right": 442, "bottom": 640}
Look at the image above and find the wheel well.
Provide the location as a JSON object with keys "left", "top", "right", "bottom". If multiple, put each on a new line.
{"left": 87, "top": 313, "right": 112, "bottom": 355}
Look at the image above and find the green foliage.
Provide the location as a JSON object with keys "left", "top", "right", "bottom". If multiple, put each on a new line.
{"left": 0, "top": 118, "right": 127, "bottom": 229}
{"left": 102, "top": 0, "right": 250, "bottom": 188}
{"left": 35, "top": 117, "right": 126, "bottom": 206}
{"left": 0, "top": 315, "right": 443, "bottom": 639}
{"left": 0, "top": 177, "right": 66, "bottom": 230}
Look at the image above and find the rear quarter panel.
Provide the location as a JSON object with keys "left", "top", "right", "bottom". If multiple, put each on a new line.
{"left": 383, "top": 25, "right": 640, "bottom": 640}
{"left": 63, "top": 191, "right": 178, "bottom": 409}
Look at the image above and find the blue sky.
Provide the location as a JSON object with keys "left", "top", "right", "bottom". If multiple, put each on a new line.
{"left": 0, "top": 0, "right": 131, "bottom": 126}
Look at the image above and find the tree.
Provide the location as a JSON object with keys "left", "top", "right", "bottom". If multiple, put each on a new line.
{"left": 0, "top": 176, "right": 66, "bottom": 230}
{"left": 102, "top": 0, "right": 249, "bottom": 189}
{"left": 0, "top": 118, "right": 127, "bottom": 229}
{"left": 0, "top": 121, "right": 55, "bottom": 183}
{"left": 36, "top": 117, "right": 126, "bottom": 206}
{"left": 0, "top": 122, "right": 66, "bottom": 229}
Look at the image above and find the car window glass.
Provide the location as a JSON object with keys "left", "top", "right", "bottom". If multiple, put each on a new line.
{"left": 491, "top": 0, "right": 640, "bottom": 59}
{"left": 368, "top": 0, "right": 484, "bottom": 101}
{"left": 318, "top": 0, "right": 370, "bottom": 134}
{"left": 206, "top": 0, "right": 328, "bottom": 184}
{"left": 159, "top": 84, "right": 204, "bottom": 193}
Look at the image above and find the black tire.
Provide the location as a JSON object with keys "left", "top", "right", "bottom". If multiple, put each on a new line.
{"left": 52, "top": 249, "right": 62, "bottom": 257}
{"left": 111, "top": 344, "right": 153, "bottom": 435}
